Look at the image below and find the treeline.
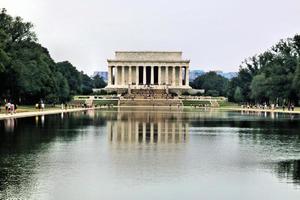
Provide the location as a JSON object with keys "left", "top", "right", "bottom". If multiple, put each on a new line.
{"left": 0, "top": 9, "right": 106, "bottom": 104}
{"left": 192, "top": 34, "right": 300, "bottom": 105}
{"left": 191, "top": 71, "right": 229, "bottom": 97}
{"left": 227, "top": 34, "right": 300, "bottom": 105}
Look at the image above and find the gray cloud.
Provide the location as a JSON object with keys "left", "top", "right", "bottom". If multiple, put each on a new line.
{"left": 2, "top": 0, "right": 300, "bottom": 75}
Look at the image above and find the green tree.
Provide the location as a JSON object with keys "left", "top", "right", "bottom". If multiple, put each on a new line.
{"left": 56, "top": 61, "right": 82, "bottom": 95}
{"left": 226, "top": 77, "right": 241, "bottom": 102}
{"left": 81, "top": 72, "right": 93, "bottom": 95}
{"left": 192, "top": 71, "right": 229, "bottom": 96}
{"left": 233, "top": 87, "right": 243, "bottom": 103}
{"left": 93, "top": 74, "right": 106, "bottom": 88}
{"left": 0, "top": 8, "right": 93, "bottom": 104}
{"left": 229, "top": 34, "right": 300, "bottom": 104}
{"left": 293, "top": 61, "right": 300, "bottom": 99}
{"left": 250, "top": 74, "right": 268, "bottom": 103}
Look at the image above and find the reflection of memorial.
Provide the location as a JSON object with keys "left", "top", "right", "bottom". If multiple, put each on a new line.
{"left": 107, "top": 111, "right": 189, "bottom": 144}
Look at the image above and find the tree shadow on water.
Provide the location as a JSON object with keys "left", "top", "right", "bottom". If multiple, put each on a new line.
{"left": 273, "top": 160, "right": 300, "bottom": 186}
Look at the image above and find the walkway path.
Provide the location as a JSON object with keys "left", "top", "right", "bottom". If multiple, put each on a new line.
{"left": 0, "top": 107, "right": 98, "bottom": 120}
{"left": 220, "top": 107, "right": 300, "bottom": 114}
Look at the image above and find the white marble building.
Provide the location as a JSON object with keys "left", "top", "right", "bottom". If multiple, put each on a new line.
{"left": 105, "top": 51, "right": 191, "bottom": 92}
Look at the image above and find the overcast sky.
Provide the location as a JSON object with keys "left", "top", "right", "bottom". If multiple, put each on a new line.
{"left": 2, "top": 0, "right": 300, "bottom": 75}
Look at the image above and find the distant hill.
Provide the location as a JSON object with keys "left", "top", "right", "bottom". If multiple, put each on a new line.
{"left": 189, "top": 70, "right": 205, "bottom": 81}
{"left": 190, "top": 69, "right": 237, "bottom": 80}
{"left": 93, "top": 71, "right": 108, "bottom": 82}
{"left": 216, "top": 71, "right": 238, "bottom": 79}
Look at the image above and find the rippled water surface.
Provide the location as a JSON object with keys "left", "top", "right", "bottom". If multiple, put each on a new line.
{"left": 1, "top": 108, "right": 300, "bottom": 199}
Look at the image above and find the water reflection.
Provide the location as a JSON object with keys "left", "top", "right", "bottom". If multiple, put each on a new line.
{"left": 240, "top": 110, "right": 296, "bottom": 120}
{"left": 3, "top": 118, "right": 16, "bottom": 132}
{"left": 108, "top": 111, "right": 189, "bottom": 144}
{"left": 0, "top": 109, "right": 300, "bottom": 199}
{"left": 34, "top": 115, "right": 45, "bottom": 127}
{"left": 273, "top": 160, "right": 300, "bottom": 186}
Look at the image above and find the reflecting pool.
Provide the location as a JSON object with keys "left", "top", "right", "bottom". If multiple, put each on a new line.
{"left": 0, "top": 108, "right": 300, "bottom": 199}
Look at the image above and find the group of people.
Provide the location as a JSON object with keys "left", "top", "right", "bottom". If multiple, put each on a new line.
{"left": 241, "top": 104, "right": 273, "bottom": 110}
{"left": 4, "top": 101, "right": 17, "bottom": 115}
{"left": 35, "top": 100, "right": 45, "bottom": 110}
{"left": 241, "top": 103, "right": 295, "bottom": 111}
{"left": 282, "top": 103, "right": 295, "bottom": 111}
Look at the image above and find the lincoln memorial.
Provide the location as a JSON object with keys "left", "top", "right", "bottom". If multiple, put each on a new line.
{"left": 105, "top": 51, "right": 191, "bottom": 93}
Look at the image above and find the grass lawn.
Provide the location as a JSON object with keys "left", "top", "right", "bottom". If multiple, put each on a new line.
{"left": 93, "top": 100, "right": 118, "bottom": 106}
{"left": 182, "top": 100, "right": 211, "bottom": 106}
{"left": 218, "top": 101, "right": 239, "bottom": 108}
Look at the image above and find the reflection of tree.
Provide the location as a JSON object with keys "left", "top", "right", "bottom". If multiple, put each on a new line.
{"left": 184, "top": 110, "right": 300, "bottom": 187}
{"left": 190, "top": 113, "right": 300, "bottom": 133}
{"left": 0, "top": 111, "right": 109, "bottom": 153}
{"left": 274, "top": 160, "right": 300, "bottom": 185}
{"left": 0, "top": 110, "right": 111, "bottom": 197}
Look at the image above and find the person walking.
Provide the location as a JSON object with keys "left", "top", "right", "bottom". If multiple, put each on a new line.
{"left": 5, "top": 102, "right": 7, "bottom": 114}
{"left": 291, "top": 104, "right": 295, "bottom": 111}
{"left": 7, "top": 102, "right": 11, "bottom": 115}
{"left": 14, "top": 103, "right": 17, "bottom": 113}
{"left": 10, "top": 103, "right": 14, "bottom": 115}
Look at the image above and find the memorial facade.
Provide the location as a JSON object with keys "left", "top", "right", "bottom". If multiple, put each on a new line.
{"left": 105, "top": 51, "right": 191, "bottom": 93}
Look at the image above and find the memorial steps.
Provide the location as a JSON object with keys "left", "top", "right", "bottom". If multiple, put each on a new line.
{"left": 119, "top": 89, "right": 182, "bottom": 107}
{"left": 119, "top": 99, "right": 182, "bottom": 107}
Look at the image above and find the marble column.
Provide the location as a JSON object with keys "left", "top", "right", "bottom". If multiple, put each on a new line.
{"left": 165, "top": 66, "right": 168, "bottom": 85}
{"left": 108, "top": 66, "right": 112, "bottom": 86}
{"left": 136, "top": 66, "right": 139, "bottom": 86}
{"left": 115, "top": 67, "right": 119, "bottom": 85}
{"left": 129, "top": 66, "right": 132, "bottom": 85}
{"left": 185, "top": 67, "right": 189, "bottom": 86}
{"left": 158, "top": 66, "right": 161, "bottom": 85}
{"left": 179, "top": 66, "right": 182, "bottom": 86}
{"left": 122, "top": 66, "right": 125, "bottom": 85}
{"left": 143, "top": 66, "right": 146, "bottom": 85}
{"left": 151, "top": 66, "right": 154, "bottom": 85}
{"left": 172, "top": 66, "right": 176, "bottom": 86}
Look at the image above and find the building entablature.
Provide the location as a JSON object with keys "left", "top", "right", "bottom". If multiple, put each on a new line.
{"left": 107, "top": 61, "right": 190, "bottom": 67}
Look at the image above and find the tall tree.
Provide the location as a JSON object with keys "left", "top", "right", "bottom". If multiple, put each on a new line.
{"left": 233, "top": 87, "right": 243, "bottom": 103}
{"left": 192, "top": 71, "right": 229, "bottom": 96}
{"left": 229, "top": 34, "right": 300, "bottom": 105}
{"left": 0, "top": 9, "right": 93, "bottom": 104}
{"left": 56, "top": 61, "right": 83, "bottom": 95}
{"left": 93, "top": 74, "right": 106, "bottom": 88}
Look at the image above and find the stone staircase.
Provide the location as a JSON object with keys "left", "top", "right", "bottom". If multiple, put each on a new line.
{"left": 120, "top": 88, "right": 182, "bottom": 106}
{"left": 119, "top": 99, "right": 182, "bottom": 107}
